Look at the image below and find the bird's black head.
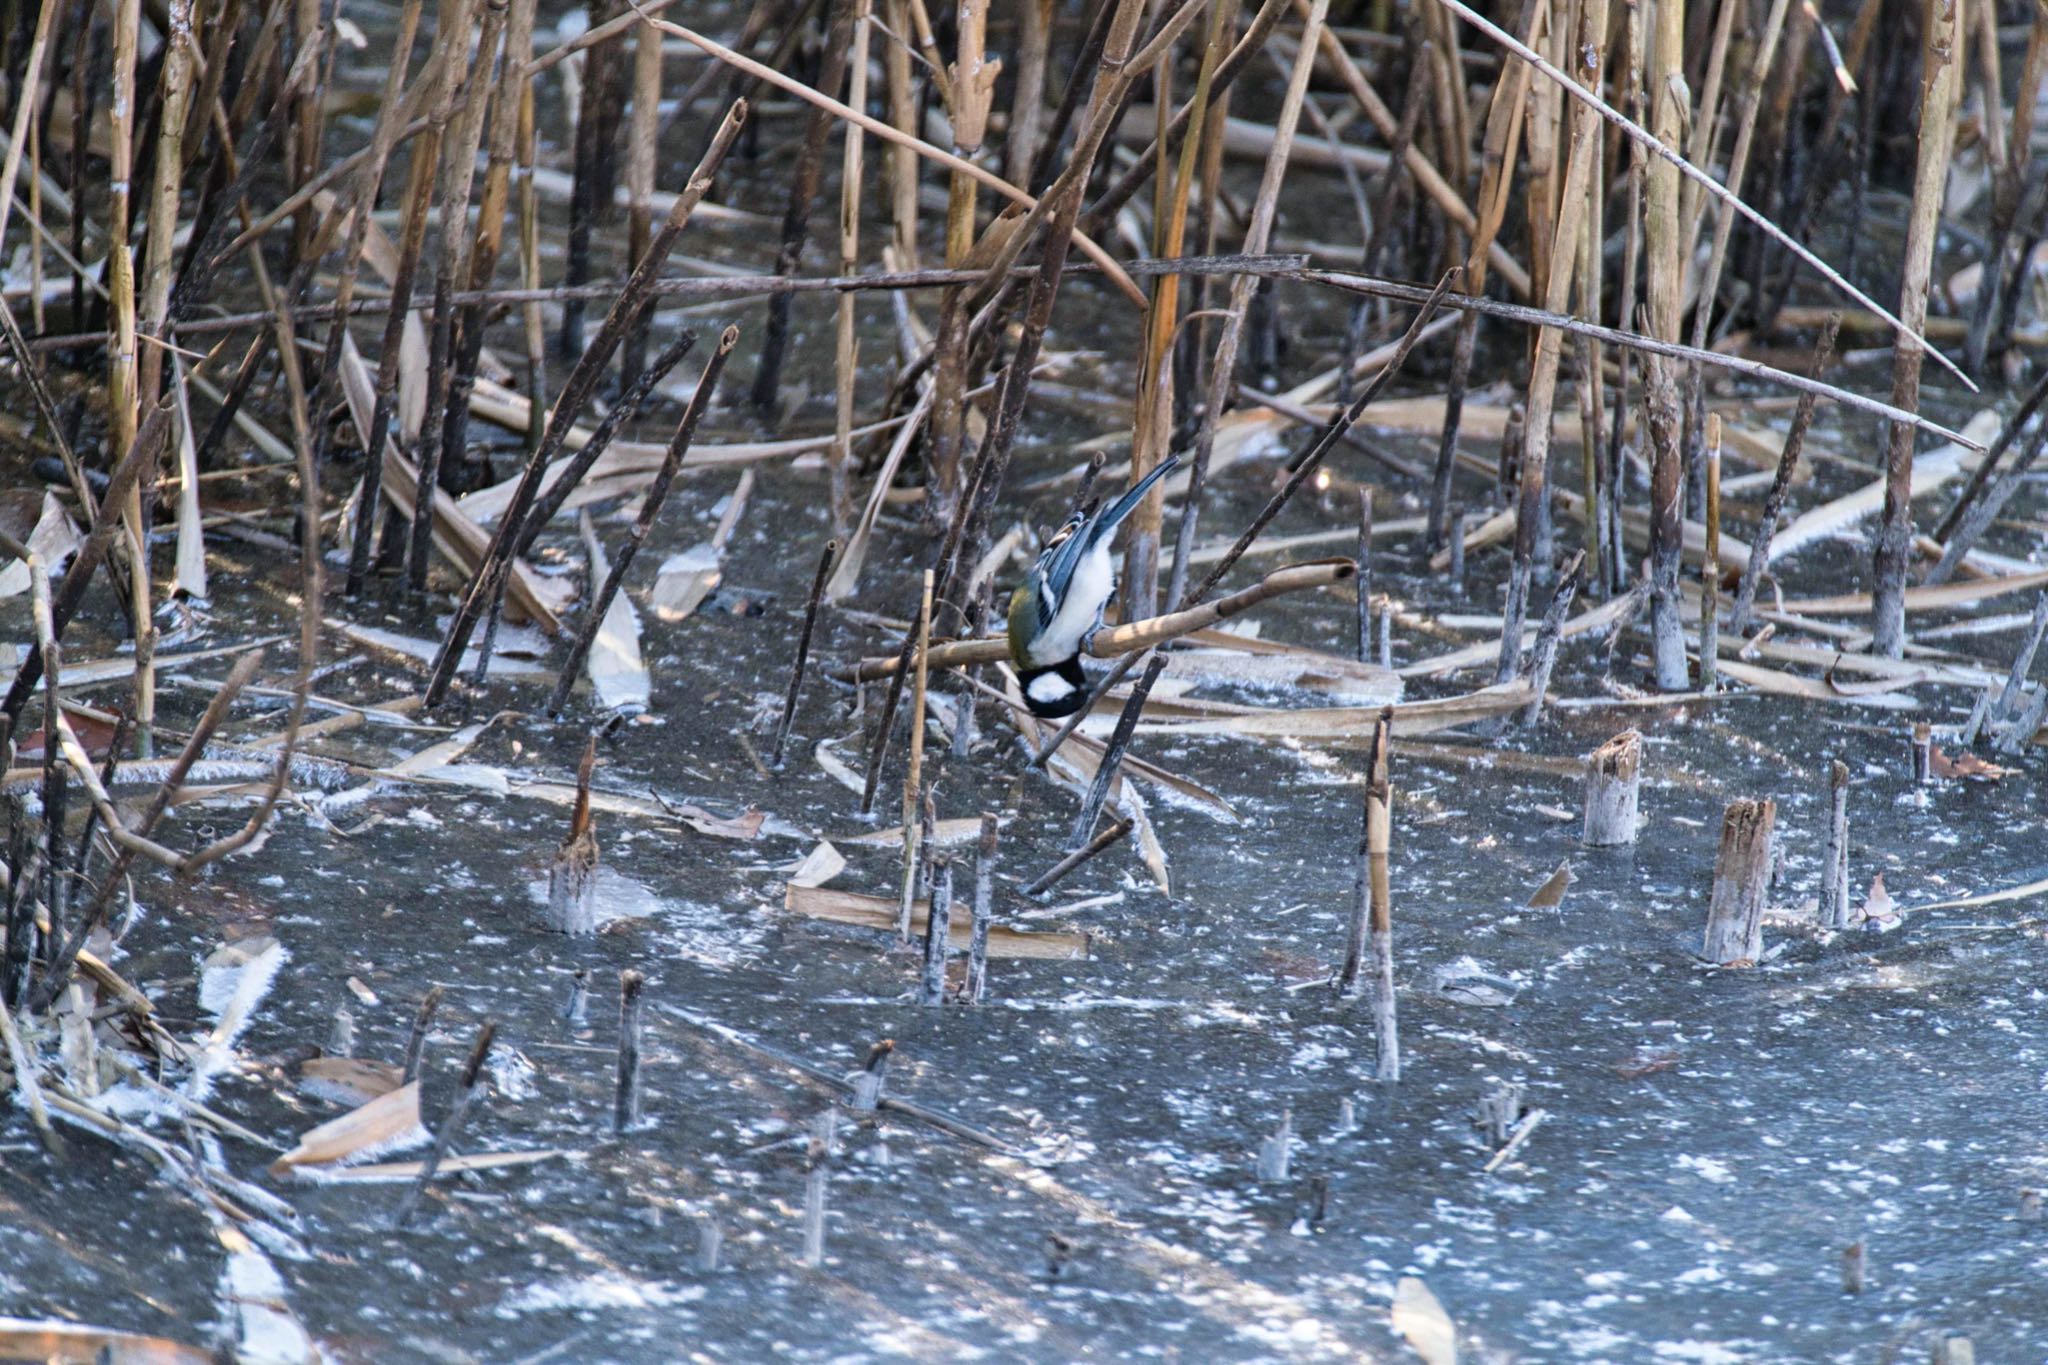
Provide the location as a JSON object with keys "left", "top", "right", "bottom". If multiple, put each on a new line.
{"left": 1019, "top": 658, "right": 1091, "bottom": 718}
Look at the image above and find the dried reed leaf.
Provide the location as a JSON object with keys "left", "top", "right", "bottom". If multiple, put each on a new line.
{"left": 1783, "top": 567, "right": 2048, "bottom": 617}
{"left": 1391, "top": 1275, "right": 1458, "bottom": 1365}
{"left": 0, "top": 1318, "right": 214, "bottom": 1364}
{"left": 269, "top": 1081, "right": 426, "bottom": 1175}
{"left": 578, "top": 512, "right": 651, "bottom": 711}
{"left": 1766, "top": 409, "right": 2001, "bottom": 566}
{"left": 780, "top": 885, "right": 1088, "bottom": 959}
{"left": 786, "top": 841, "right": 846, "bottom": 888}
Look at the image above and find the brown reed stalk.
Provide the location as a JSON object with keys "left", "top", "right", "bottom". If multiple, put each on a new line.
{"left": 106, "top": 0, "right": 150, "bottom": 747}
{"left": 751, "top": 0, "right": 856, "bottom": 415}
{"left": 561, "top": 0, "right": 629, "bottom": 358}
{"left": 517, "top": 58, "right": 546, "bottom": 453}
{"left": 1732, "top": 314, "right": 1839, "bottom": 631}
{"left": 1871, "top": 0, "right": 1961, "bottom": 658}
{"left": 1424, "top": 0, "right": 1535, "bottom": 553}
{"left": 1699, "top": 414, "right": 1722, "bottom": 692}
{"left": 1128, "top": 0, "right": 1229, "bottom": 621}
{"left": 1964, "top": 2, "right": 2046, "bottom": 372}
{"left": 437, "top": 0, "right": 541, "bottom": 493}
{"left": 408, "top": 0, "right": 502, "bottom": 586}
{"left": 883, "top": 0, "right": 920, "bottom": 264}
{"left": 895, "top": 569, "right": 935, "bottom": 942}
{"left": 1643, "top": 0, "right": 1688, "bottom": 691}
{"left": 925, "top": 0, "right": 995, "bottom": 534}
{"left": 771, "top": 538, "right": 840, "bottom": 770}
{"left": 829, "top": 0, "right": 872, "bottom": 535}
{"left": 1497, "top": 0, "right": 1605, "bottom": 681}
{"left": 930, "top": 0, "right": 1157, "bottom": 622}
{"left": 334, "top": 0, "right": 434, "bottom": 595}
{"left": 0, "top": 0, "right": 62, "bottom": 254}
{"left": 1006, "top": 0, "right": 1053, "bottom": 185}
{"left": 620, "top": 5, "right": 665, "bottom": 390}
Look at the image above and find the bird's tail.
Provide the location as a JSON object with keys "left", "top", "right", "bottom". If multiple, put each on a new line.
{"left": 1087, "top": 453, "right": 1183, "bottom": 546}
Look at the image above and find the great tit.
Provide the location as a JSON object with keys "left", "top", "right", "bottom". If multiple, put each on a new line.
{"left": 1006, "top": 454, "right": 1181, "bottom": 718}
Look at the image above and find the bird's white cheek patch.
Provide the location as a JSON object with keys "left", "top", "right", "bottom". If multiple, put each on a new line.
{"left": 1027, "top": 672, "right": 1077, "bottom": 706}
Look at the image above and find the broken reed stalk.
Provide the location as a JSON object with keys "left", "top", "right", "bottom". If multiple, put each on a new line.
{"left": 515, "top": 329, "right": 700, "bottom": 559}
{"left": 1992, "top": 593, "right": 2048, "bottom": 728}
{"left": 967, "top": 813, "right": 997, "bottom": 1004}
{"left": 1703, "top": 798, "right": 1776, "bottom": 966}
{"left": 892, "top": 570, "right": 936, "bottom": 940}
{"left": 1841, "top": 1241, "right": 1866, "bottom": 1295}
{"left": 1519, "top": 550, "right": 1585, "bottom": 727}
{"left": 1355, "top": 489, "right": 1373, "bottom": 665}
{"left": 395, "top": 1019, "right": 498, "bottom": 1228}
{"left": 1362, "top": 709, "right": 1396, "bottom": 1081}
{"left": 857, "top": 598, "right": 925, "bottom": 816}
{"left": 1255, "top": 1108, "right": 1292, "bottom": 1182}
{"left": 1731, "top": 314, "right": 1840, "bottom": 632}
{"left": 1025, "top": 815, "right": 1134, "bottom": 898}
{"left": 403, "top": 984, "right": 445, "bottom": 1083}
{"left": 1064, "top": 653, "right": 1170, "bottom": 854}
{"left": 1818, "top": 759, "right": 1851, "bottom": 930}
{"left": 1582, "top": 729, "right": 1643, "bottom": 847}
{"left": 1870, "top": 0, "right": 1963, "bottom": 658}
{"left": 616, "top": 969, "right": 645, "bottom": 1132}
{"left": 802, "top": 1106, "right": 834, "bottom": 1268}
{"left": 849, "top": 1038, "right": 892, "bottom": 1113}
{"left": 920, "top": 859, "right": 953, "bottom": 1006}
{"left": 546, "top": 328, "right": 736, "bottom": 717}
{"left": 770, "top": 538, "right": 840, "bottom": 770}
{"left": 1699, "top": 415, "right": 1722, "bottom": 693}
{"left": 424, "top": 99, "right": 746, "bottom": 709}
{"left": 546, "top": 739, "right": 600, "bottom": 933}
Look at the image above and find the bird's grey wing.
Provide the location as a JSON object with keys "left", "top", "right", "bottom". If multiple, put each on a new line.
{"left": 1037, "top": 510, "right": 1094, "bottom": 604}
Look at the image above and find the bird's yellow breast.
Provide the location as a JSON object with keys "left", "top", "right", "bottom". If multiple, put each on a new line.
{"left": 1005, "top": 585, "right": 1036, "bottom": 666}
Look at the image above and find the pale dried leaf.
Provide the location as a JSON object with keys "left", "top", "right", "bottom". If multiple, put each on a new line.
{"left": 1392, "top": 1275, "right": 1457, "bottom": 1365}
{"left": 780, "top": 885, "right": 1088, "bottom": 959}
{"left": 578, "top": 513, "right": 651, "bottom": 711}
{"left": 649, "top": 543, "right": 722, "bottom": 622}
{"left": 787, "top": 841, "right": 846, "bottom": 889}
{"left": 269, "top": 1081, "right": 427, "bottom": 1175}
{"left": 1525, "top": 861, "right": 1574, "bottom": 909}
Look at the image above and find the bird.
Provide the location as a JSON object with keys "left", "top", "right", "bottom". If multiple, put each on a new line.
{"left": 1006, "top": 454, "right": 1181, "bottom": 718}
